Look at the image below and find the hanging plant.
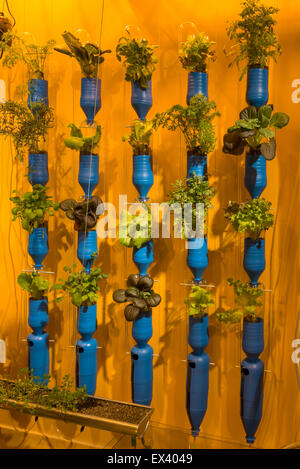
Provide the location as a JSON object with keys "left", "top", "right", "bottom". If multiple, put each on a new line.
{"left": 17, "top": 271, "right": 50, "bottom": 300}
{"left": 59, "top": 196, "right": 104, "bottom": 231}
{"left": 113, "top": 273, "right": 161, "bottom": 321}
{"left": 224, "top": 0, "right": 281, "bottom": 81}
{"left": 122, "top": 119, "right": 154, "bottom": 155}
{"left": 217, "top": 278, "right": 264, "bottom": 323}
{"left": 185, "top": 286, "right": 214, "bottom": 319}
{"left": 116, "top": 31, "right": 158, "bottom": 90}
{"left": 54, "top": 31, "right": 111, "bottom": 79}
{"left": 64, "top": 124, "right": 102, "bottom": 153}
{"left": 223, "top": 105, "right": 289, "bottom": 160}
{"left": 119, "top": 205, "right": 152, "bottom": 249}
{"left": 179, "top": 33, "right": 216, "bottom": 73}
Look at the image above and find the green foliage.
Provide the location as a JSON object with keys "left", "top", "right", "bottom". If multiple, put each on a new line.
{"left": 0, "top": 369, "right": 88, "bottom": 414}
{"left": 51, "top": 264, "right": 108, "bottom": 307}
{"left": 225, "top": 198, "right": 274, "bottom": 240}
{"left": 223, "top": 105, "right": 289, "bottom": 160}
{"left": 119, "top": 205, "right": 152, "bottom": 249}
{"left": 217, "top": 278, "right": 264, "bottom": 323}
{"left": 116, "top": 30, "right": 158, "bottom": 89}
{"left": 113, "top": 274, "right": 161, "bottom": 321}
{"left": 225, "top": 0, "right": 281, "bottom": 80}
{"left": 179, "top": 33, "right": 216, "bottom": 72}
{"left": 64, "top": 124, "right": 102, "bottom": 153}
{"left": 0, "top": 32, "right": 55, "bottom": 79}
{"left": 17, "top": 272, "right": 50, "bottom": 300}
{"left": 122, "top": 119, "right": 154, "bottom": 155}
{"left": 54, "top": 31, "right": 111, "bottom": 78}
{"left": 60, "top": 196, "right": 104, "bottom": 231}
{"left": 0, "top": 100, "right": 54, "bottom": 161}
{"left": 185, "top": 286, "right": 214, "bottom": 318}
{"left": 10, "top": 184, "right": 59, "bottom": 233}
{"left": 153, "top": 94, "right": 219, "bottom": 154}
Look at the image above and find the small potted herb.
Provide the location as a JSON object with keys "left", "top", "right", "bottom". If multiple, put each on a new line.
{"left": 223, "top": 105, "right": 289, "bottom": 198}
{"left": 116, "top": 31, "right": 158, "bottom": 120}
{"left": 55, "top": 31, "right": 111, "bottom": 124}
{"left": 122, "top": 119, "right": 155, "bottom": 201}
{"left": 59, "top": 196, "right": 104, "bottom": 272}
{"left": 224, "top": 0, "right": 281, "bottom": 107}
{"left": 10, "top": 185, "right": 59, "bottom": 269}
{"left": 64, "top": 123, "right": 102, "bottom": 198}
{"left": 225, "top": 198, "right": 274, "bottom": 285}
{"left": 179, "top": 32, "right": 216, "bottom": 103}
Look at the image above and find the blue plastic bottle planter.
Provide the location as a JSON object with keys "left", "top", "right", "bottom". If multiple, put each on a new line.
{"left": 241, "top": 318, "right": 264, "bottom": 444}
{"left": 80, "top": 78, "right": 101, "bottom": 124}
{"left": 28, "top": 226, "right": 48, "bottom": 270}
{"left": 186, "top": 72, "right": 208, "bottom": 104}
{"left": 133, "top": 240, "right": 154, "bottom": 276}
{"left": 28, "top": 297, "right": 49, "bottom": 384}
{"left": 186, "top": 314, "right": 209, "bottom": 436}
{"left": 187, "top": 154, "right": 207, "bottom": 180}
{"left": 131, "top": 80, "right": 152, "bottom": 120}
{"left": 77, "top": 304, "right": 97, "bottom": 339}
{"left": 187, "top": 237, "right": 208, "bottom": 284}
{"left": 77, "top": 230, "right": 98, "bottom": 273}
{"left": 76, "top": 304, "right": 97, "bottom": 396}
{"left": 28, "top": 152, "right": 49, "bottom": 187}
{"left": 131, "top": 311, "right": 153, "bottom": 406}
{"left": 28, "top": 79, "right": 48, "bottom": 109}
{"left": 243, "top": 238, "right": 265, "bottom": 286}
{"left": 133, "top": 154, "right": 154, "bottom": 201}
{"left": 78, "top": 153, "right": 99, "bottom": 198}
{"left": 245, "top": 153, "right": 267, "bottom": 199}
{"left": 246, "top": 67, "right": 269, "bottom": 108}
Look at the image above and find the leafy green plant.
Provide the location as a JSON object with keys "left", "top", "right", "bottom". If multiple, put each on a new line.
{"left": 223, "top": 105, "right": 289, "bottom": 160}
{"left": 64, "top": 123, "right": 102, "bottom": 153}
{"left": 10, "top": 184, "right": 59, "bottom": 233}
{"left": 54, "top": 31, "right": 111, "bottom": 78}
{"left": 179, "top": 33, "right": 216, "bottom": 72}
{"left": 153, "top": 94, "right": 219, "bottom": 154}
{"left": 0, "top": 100, "right": 54, "bottom": 161}
{"left": 59, "top": 196, "right": 104, "bottom": 231}
{"left": 0, "top": 32, "right": 55, "bottom": 79}
{"left": 225, "top": 198, "right": 274, "bottom": 240}
{"left": 217, "top": 278, "right": 264, "bottom": 323}
{"left": 122, "top": 119, "right": 154, "bottom": 155}
{"left": 116, "top": 30, "right": 158, "bottom": 89}
{"left": 185, "top": 286, "right": 214, "bottom": 318}
{"left": 224, "top": 0, "right": 281, "bottom": 81}
{"left": 51, "top": 264, "right": 108, "bottom": 307}
{"left": 119, "top": 205, "right": 152, "bottom": 249}
{"left": 113, "top": 273, "right": 161, "bottom": 321}
{"left": 17, "top": 272, "right": 50, "bottom": 300}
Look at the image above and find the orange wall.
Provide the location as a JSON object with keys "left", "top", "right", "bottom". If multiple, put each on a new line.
{"left": 0, "top": 0, "right": 299, "bottom": 449}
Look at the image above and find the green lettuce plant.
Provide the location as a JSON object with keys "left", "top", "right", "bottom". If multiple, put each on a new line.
{"left": 64, "top": 124, "right": 102, "bottom": 153}
{"left": 122, "top": 119, "right": 154, "bottom": 155}
{"left": 59, "top": 196, "right": 104, "bottom": 231}
{"left": 185, "top": 286, "right": 214, "bottom": 319}
{"left": 17, "top": 272, "right": 50, "bottom": 300}
{"left": 179, "top": 33, "right": 216, "bottom": 72}
{"left": 119, "top": 205, "right": 152, "bottom": 249}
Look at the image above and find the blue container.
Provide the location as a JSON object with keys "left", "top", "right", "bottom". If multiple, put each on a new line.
{"left": 27, "top": 332, "right": 49, "bottom": 384}
{"left": 131, "top": 312, "right": 153, "bottom": 406}
{"left": 133, "top": 154, "right": 154, "bottom": 201}
{"left": 28, "top": 152, "right": 49, "bottom": 187}
{"left": 131, "top": 80, "right": 152, "bottom": 120}
{"left": 187, "top": 237, "right": 208, "bottom": 283}
{"left": 28, "top": 297, "right": 49, "bottom": 335}
{"left": 77, "top": 230, "right": 98, "bottom": 272}
{"left": 187, "top": 154, "right": 207, "bottom": 180}
{"left": 76, "top": 337, "right": 98, "bottom": 395}
{"left": 242, "top": 318, "right": 264, "bottom": 359}
{"left": 28, "top": 79, "right": 48, "bottom": 109}
{"left": 243, "top": 238, "right": 265, "bottom": 286}
{"left": 77, "top": 304, "right": 97, "bottom": 340}
{"left": 78, "top": 153, "right": 99, "bottom": 198}
{"left": 186, "top": 72, "right": 208, "bottom": 104}
{"left": 246, "top": 67, "right": 269, "bottom": 108}
{"left": 80, "top": 78, "right": 101, "bottom": 124}
{"left": 188, "top": 315, "right": 209, "bottom": 354}
{"left": 245, "top": 153, "right": 267, "bottom": 199}
{"left": 28, "top": 226, "right": 48, "bottom": 270}
{"left": 133, "top": 240, "right": 154, "bottom": 276}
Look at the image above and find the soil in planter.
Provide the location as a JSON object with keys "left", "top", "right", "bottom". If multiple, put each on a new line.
{"left": 78, "top": 398, "right": 148, "bottom": 424}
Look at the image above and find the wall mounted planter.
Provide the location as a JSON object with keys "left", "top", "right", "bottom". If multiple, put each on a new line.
{"left": 187, "top": 153, "right": 207, "bottom": 180}
{"left": 131, "top": 311, "right": 153, "bottom": 406}
{"left": 187, "top": 237, "right": 208, "bottom": 284}
{"left": 133, "top": 240, "right": 154, "bottom": 276}
{"left": 28, "top": 297, "right": 49, "bottom": 384}
{"left": 28, "top": 152, "right": 49, "bottom": 187}
{"left": 28, "top": 79, "right": 48, "bottom": 109}
{"left": 76, "top": 304, "right": 98, "bottom": 396}
{"left": 186, "top": 314, "right": 209, "bottom": 436}
{"left": 244, "top": 153, "right": 267, "bottom": 199}
{"left": 243, "top": 237, "right": 265, "bottom": 286}
{"left": 241, "top": 318, "right": 264, "bottom": 444}
{"left": 78, "top": 153, "right": 99, "bottom": 198}
{"left": 80, "top": 78, "right": 101, "bottom": 125}
{"left": 246, "top": 67, "right": 269, "bottom": 108}
{"left": 77, "top": 230, "right": 98, "bottom": 273}
{"left": 132, "top": 154, "right": 154, "bottom": 201}
{"left": 28, "top": 226, "right": 49, "bottom": 270}
{"left": 186, "top": 72, "right": 208, "bottom": 104}
{"left": 131, "top": 80, "right": 152, "bottom": 120}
